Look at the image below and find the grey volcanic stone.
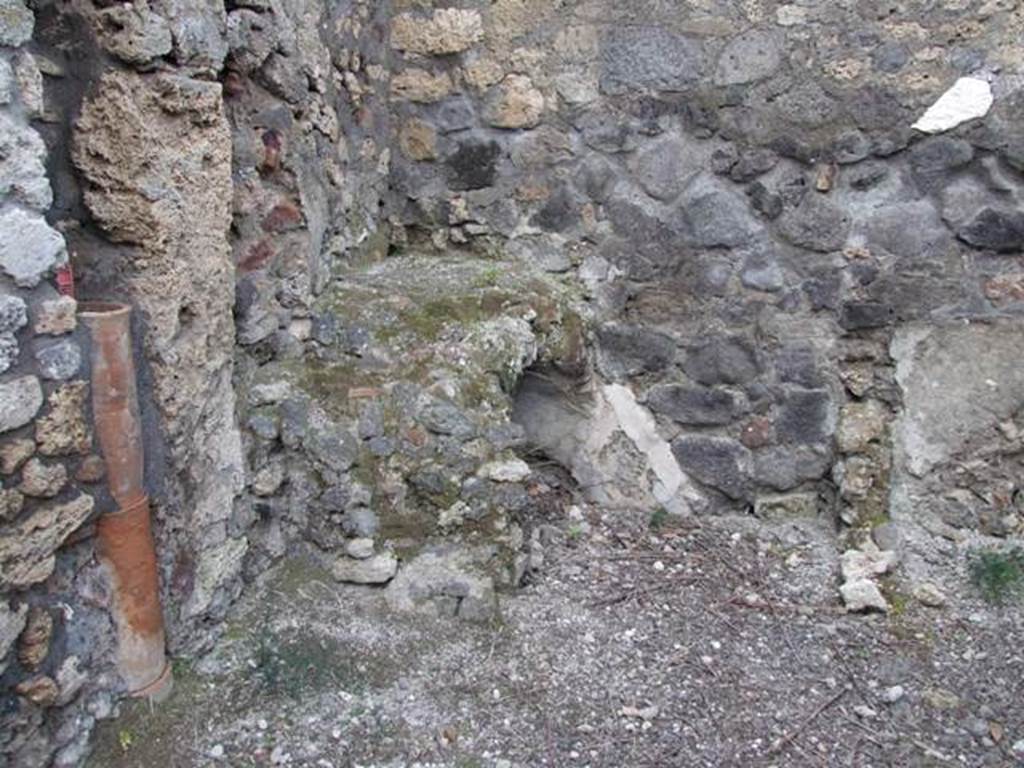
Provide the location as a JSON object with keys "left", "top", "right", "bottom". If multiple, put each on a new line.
{"left": 575, "top": 155, "right": 618, "bottom": 203}
{"left": 96, "top": 5, "right": 173, "bottom": 65}
{"left": 0, "top": 334, "right": 16, "bottom": 373}
{"left": 730, "top": 149, "right": 778, "bottom": 183}
{"left": 677, "top": 175, "right": 763, "bottom": 248}
{"left": 714, "top": 30, "right": 782, "bottom": 85}
{"left": 0, "top": 209, "right": 65, "bottom": 287}
{"left": 909, "top": 137, "right": 974, "bottom": 191}
{"left": 957, "top": 208, "right": 1024, "bottom": 252}
{"left": 342, "top": 507, "right": 380, "bottom": 538}
{"left": 747, "top": 182, "right": 783, "bottom": 219}
{"left": 753, "top": 445, "right": 832, "bottom": 491}
{"left": 775, "top": 345, "right": 822, "bottom": 388}
{"left": 0, "top": 112, "right": 52, "bottom": 211}
{"left": 305, "top": 427, "right": 358, "bottom": 472}
{"left": 778, "top": 196, "right": 851, "bottom": 252}
{"left": 226, "top": 9, "right": 276, "bottom": 74}
{"left": 631, "top": 136, "right": 702, "bottom": 201}
{"left": 683, "top": 337, "right": 759, "bottom": 386}
{"left": 420, "top": 398, "right": 475, "bottom": 438}
{"left": 672, "top": 436, "right": 752, "bottom": 500}
{"left": 776, "top": 388, "right": 832, "bottom": 445}
{"left": 0, "top": 57, "right": 11, "bottom": 103}
{"left": 595, "top": 324, "right": 676, "bottom": 378}
{"left": 447, "top": 139, "right": 501, "bottom": 190}
{"left": 332, "top": 552, "right": 397, "bottom": 584}
{"left": 532, "top": 186, "right": 579, "bottom": 232}
{"left": 863, "top": 200, "right": 951, "bottom": 260}
{"left": 0, "top": 294, "right": 27, "bottom": 334}
{"left": 161, "top": 0, "right": 229, "bottom": 72}
{"left": 600, "top": 27, "right": 701, "bottom": 95}
{"left": 0, "top": 0, "right": 33, "bottom": 47}
{"left": 831, "top": 130, "right": 872, "bottom": 164}
{"left": 840, "top": 302, "right": 893, "bottom": 330}
{"left": 0, "top": 375, "right": 42, "bottom": 433}
{"left": 34, "top": 340, "right": 81, "bottom": 381}
{"left": 740, "top": 244, "right": 784, "bottom": 292}
{"left": 647, "top": 384, "right": 742, "bottom": 426}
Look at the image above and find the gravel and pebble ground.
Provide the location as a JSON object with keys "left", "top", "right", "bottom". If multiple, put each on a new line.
{"left": 89, "top": 498, "right": 1024, "bottom": 768}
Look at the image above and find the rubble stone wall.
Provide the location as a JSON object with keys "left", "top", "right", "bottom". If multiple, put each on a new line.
{"left": 385, "top": 0, "right": 1024, "bottom": 521}
{"left": 3, "top": 0, "right": 1024, "bottom": 765}
{"left": 2, "top": 1, "right": 394, "bottom": 765}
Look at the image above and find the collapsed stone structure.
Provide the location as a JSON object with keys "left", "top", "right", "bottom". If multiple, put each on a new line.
{"left": 1, "top": 0, "right": 1023, "bottom": 764}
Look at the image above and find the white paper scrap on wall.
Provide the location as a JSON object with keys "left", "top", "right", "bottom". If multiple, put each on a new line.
{"left": 912, "top": 77, "right": 994, "bottom": 134}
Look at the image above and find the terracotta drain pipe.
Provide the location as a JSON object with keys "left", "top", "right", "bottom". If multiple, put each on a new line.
{"left": 80, "top": 302, "right": 173, "bottom": 702}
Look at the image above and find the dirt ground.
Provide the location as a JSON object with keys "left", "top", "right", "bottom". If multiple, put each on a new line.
{"left": 88, "top": 499, "right": 1024, "bottom": 768}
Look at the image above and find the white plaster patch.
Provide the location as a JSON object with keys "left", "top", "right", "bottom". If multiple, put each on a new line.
{"left": 600, "top": 384, "right": 704, "bottom": 515}
{"left": 912, "top": 77, "right": 993, "bottom": 134}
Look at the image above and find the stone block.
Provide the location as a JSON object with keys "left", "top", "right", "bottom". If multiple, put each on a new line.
{"left": 682, "top": 336, "right": 759, "bottom": 386}
{"left": 957, "top": 208, "right": 1024, "bottom": 253}
{"left": 0, "top": 0, "right": 33, "bottom": 47}
{"left": 714, "top": 30, "right": 782, "bottom": 85}
{"left": 95, "top": 4, "right": 173, "bottom": 65}
{"left": 0, "top": 208, "right": 65, "bottom": 287}
{"left": 18, "top": 457, "right": 66, "bottom": 498}
{"left": 600, "top": 27, "right": 701, "bottom": 95}
{"left": 0, "top": 112, "right": 51, "bottom": 211}
{"left": 32, "top": 296, "right": 76, "bottom": 335}
{"left": 754, "top": 492, "right": 819, "bottom": 521}
{"left": 595, "top": 323, "right": 675, "bottom": 379}
{"left": 0, "top": 375, "right": 42, "bottom": 434}
{"left": 0, "top": 493, "right": 94, "bottom": 590}
{"left": 837, "top": 400, "right": 888, "bottom": 453}
{"left": 671, "top": 435, "right": 752, "bottom": 501}
{"left": 484, "top": 75, "right": 544, "bottom": 129}
{"left": 778, "top": 195, "right": 851, "bottom": 252}
{"left": 35, "top": 382, "right": 91, "bottom": 457}
{"left": 647, "top": 384, "right": 742, "bottom": 426}
{"left": 0, "top": 293, "right": 26, "bottom": 335}
{"left": 776, "top": 388, "right": 832, "bottom": 445}
{"left": 331, "top": 552, "right": 397, "bottom": 584}
{"left": 391, "top": 9, "right": 483, "bottom": 55}
{"left": 34, "top": 339, "right": 82, "bottom": 381}
{"left": 753, "top": 444, "right": 832, "bottom": 491}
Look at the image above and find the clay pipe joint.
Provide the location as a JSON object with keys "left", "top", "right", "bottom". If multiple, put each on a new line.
{"left": 80, "top": 301, "right": 172, "bottom": 702}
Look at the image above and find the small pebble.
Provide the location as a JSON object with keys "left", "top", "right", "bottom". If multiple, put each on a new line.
{"left": 209, "top": 744, "right": 225, "bottom": 759}
{"left": 882, "top": 685, "right": 905, "bottom": 704}
{"left": 853, "top": 705, "right": 878, "bottom": 719}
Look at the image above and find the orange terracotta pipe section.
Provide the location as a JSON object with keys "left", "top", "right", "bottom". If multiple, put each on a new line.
{"left": 80, "top": 302, "right": 172, "bottom": 701}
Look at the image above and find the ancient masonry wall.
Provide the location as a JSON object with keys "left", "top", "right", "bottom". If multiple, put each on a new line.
{"left": 2, "top": 0, "right": 1024, "bottom": 766}
{"left": 1, "top": 1, "right": 392, "bottom": 765}
{"left": 382, "top": 0, "right": 1024, "bottom": 604}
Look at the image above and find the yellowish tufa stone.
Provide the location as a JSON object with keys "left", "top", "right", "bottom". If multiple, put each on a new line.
{"left": 17, "top": 607, "right": 52, "bottom": 671}
{"left": 391, "top": 8, "right": 483, "bottom": 55}
{"left": 484, "top": 74, "right": 544, "bottom": 129}
{"left": 15, "top": 675, "right": 59, "bottom": 707}
{"left": 0, "top": 437, "right": 34, "bottom": 474}
{"left": 18, "top": 458, "right": 67, "bottom": 498}
{"left": 0, "top": 493, "right": 95, "bottom": 589}
{"left": 32, "top": 296, "right": 76, "bottom": 335}
{"left": 35, "top": 381, "right": 91, "bottom": 457}
{"left": 390, "top": 69, "right": 453, "bottom": 103}
{"left": 398, "top": 118, "right": 438, "bottom": 161}
{"left": 0, "top": 487, "right": 23, "bottom": 522}
{"left": 463, "top": 57, "right": 504, "bottom": 91}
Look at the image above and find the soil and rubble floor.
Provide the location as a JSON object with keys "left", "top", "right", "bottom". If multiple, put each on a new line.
{"left": 87, "top": 479, "right": 1023, "bottom": 768}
